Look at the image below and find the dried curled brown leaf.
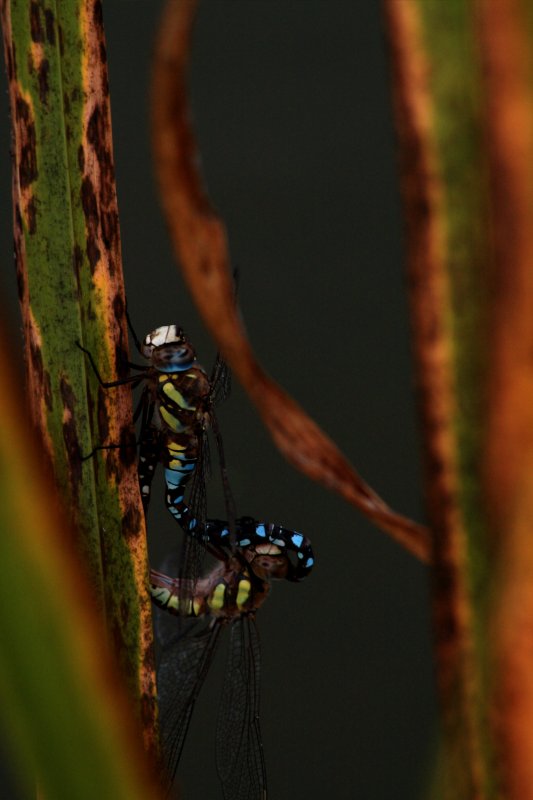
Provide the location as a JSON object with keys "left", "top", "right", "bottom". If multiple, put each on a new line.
{"left": 150, "top": 0, "right": 430, "bottom": 563}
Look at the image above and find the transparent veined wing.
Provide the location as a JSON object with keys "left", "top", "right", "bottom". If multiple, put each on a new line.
{"left": 155, "top": 599, "right": 223, "bottom": 793}
{"left": 215, "top": 616, "right": 267, "bottom": 800}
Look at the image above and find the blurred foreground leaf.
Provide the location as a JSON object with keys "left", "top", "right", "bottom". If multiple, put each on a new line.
{"left": 384, "top": 1, "right": 533, "bottom": 797}
{"left": 0, "top": 0, "right": 157, "bottom": 757}
{"left": 0, "top": 330, "right": 160, "bottom": 799}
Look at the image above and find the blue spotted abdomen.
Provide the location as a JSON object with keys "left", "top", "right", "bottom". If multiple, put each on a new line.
{"left": 163, "top": 435, "right": 200, "bottom": 527}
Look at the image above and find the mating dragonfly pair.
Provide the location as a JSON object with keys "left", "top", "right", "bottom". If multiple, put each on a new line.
{"left": 80, "top": 321, "right": 314, "bottom": 798}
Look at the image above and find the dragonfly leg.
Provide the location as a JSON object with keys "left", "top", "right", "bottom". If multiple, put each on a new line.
{"left": 81, "top": 439, "right": 138, "bottom": 462}
{"left": 125, "top": 304, "right": 144, "bottom": 355}
{"left": 76, "top": 341, "right": 145, "bottom": 389}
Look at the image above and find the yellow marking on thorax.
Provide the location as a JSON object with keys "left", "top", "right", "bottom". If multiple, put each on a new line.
{"left": 162, "top": 381, "right": 196, "bottom": 410}
{"left": 159, "top": 406, "right": 187, "bottom": 433}
{"left": 208, "top": 582, "right": 226, "bottom": 611}
{"left": 236, "top": 579, "right": 252, "bottom": 611}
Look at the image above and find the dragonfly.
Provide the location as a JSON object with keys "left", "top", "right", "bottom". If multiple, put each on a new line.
{"left": 77, "top": 321, "right": 234, "bottom": 589}
{"left": 151, "top": 514, "right": 315, "bottom": 798}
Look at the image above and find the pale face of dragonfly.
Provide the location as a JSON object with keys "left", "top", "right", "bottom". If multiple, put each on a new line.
{"left": 244, "top": 542, "right": 290, "bottom": 581}
{"left": 141, "top": 324, "right": 196, "bottom": 372}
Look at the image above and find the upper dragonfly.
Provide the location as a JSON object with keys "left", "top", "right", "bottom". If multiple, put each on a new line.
{"left": 151, "top": 513, "right": 315, "bottom": 799}
{"left": 78, "top": 322, "right": 233, "bottom": 587}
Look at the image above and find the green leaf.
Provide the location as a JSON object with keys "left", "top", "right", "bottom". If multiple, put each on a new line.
{"left": 0, "top": 335, "right": 160, "bottom": 799}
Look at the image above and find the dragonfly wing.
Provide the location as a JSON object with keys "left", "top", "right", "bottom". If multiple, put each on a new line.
{"left": 209, "top": 267, "right": 238, "bottom": 407}
{"left": 215, "top": 616, "right": 267, "bottom": 800}
{"left": 177, "top": 430, "right": 211, "bottom": 602}
{"left": 210, "top": 350, "right": 232, "bottom": 407}
{"left": 157, "top": 616, "right": 222, "bottom": 791}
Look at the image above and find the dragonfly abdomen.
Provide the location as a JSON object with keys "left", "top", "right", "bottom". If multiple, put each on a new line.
{"left": 150, "top": 567, "right": 266, "bottom": 619}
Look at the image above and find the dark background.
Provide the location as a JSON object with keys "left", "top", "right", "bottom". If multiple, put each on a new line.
{"left": 0, "top": 2, "right": 436, "bottom": 798}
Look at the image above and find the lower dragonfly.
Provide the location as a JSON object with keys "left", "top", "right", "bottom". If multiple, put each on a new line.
{"left": 151, "top": 514, "right": 315, "bottom": 799}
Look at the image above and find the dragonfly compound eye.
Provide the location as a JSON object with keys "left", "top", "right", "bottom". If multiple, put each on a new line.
{"left": 141, "top": 324, "right": 188, "bottom": 357}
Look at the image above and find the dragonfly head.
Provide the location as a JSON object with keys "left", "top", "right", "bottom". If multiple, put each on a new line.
{"left": 244, "top": 543, "right": 290, "bottom": 581}
{"left": 142, "top": 325, "right": 196, "bottom": 372}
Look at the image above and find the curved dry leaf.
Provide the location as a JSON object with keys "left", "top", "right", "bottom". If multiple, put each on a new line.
{"left": 150, "top": 0, "right": 430, "bottom": 563}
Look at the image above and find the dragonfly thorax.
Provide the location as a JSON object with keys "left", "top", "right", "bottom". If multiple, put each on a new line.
{"left": 142, "top": 325, "right": 196, "bottom": 372}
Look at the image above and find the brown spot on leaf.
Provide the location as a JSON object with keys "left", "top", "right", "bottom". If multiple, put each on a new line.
{"left": 112, "top": 292, "right": 124, "bottom": 322}
{"left": 30, "top": 338, "right": 43, "bottom": 385}
{"left": 87, "top": 104, "right": 103, "bottom": 149}
{"left": 16, "top": 97, "right": 38, "bottom": 188}
{"left": 93, "top": 0, "right": 104, "bottom": 27}
{"left": 38, "top": 58, "right": 50, "bottom": 104}
{"left": 99, "top": 42, "right": 107, "bottom": 64}
{"left": 26, "top": 197, "right": 37, "bottom": 234}
{"left": 44, "top": 8, "right": 55, "bottom": 45}
{"left": 43, "top": 370, "right": 52, "bottom": 411}
{"left": 106, "top": 453, "right": 119, "bottom": 483}
{"left": 6, "top": 42, "right": 14, "bottom": 83}
{"left": 122, "top": 503, "right": 142, "bottom": 540}
{"left": 16, "top": 264, "right": 25, "bottom": 302}
{"left": 114, "top": 343, "right": 129, "bottom": 380}
{"left": 142, "top": 645, "right": 156, "bottom": 673}
{"left": 72, "top": 245, "right": 83, "bottom": 298}
{"left": 101, "top": 209, "right": 118, "bottom": 250}
{"left": 63, "top": 91, "right": 70, "bottom": 115}
{"left": 81, "top": 175, "right": 98, "bottom": 224}
{"left": 77, "top": 144, "right": 85, "bottom": 172}
{"left": 140, "top": 694, "right": 158, "bottom": 736}
{"left": 87, "top": 104, "right": 115, "bottom": 205}
{"left": 119, "top": 425, "right": 137, "bottom": 467}
{"left": 60, "top": 376, "right": 82, "bottom": 501}
{"left": 81, "top": 176, "right": 100, "bottom": 272}
{"left": 111, "top": 619, "right": 126, "bottom": 657}
{"left": 29, "top": 1, "right": 44, "bottom": 43}
{"left": 86, "top": 233, "right": 100, "bottom": 273}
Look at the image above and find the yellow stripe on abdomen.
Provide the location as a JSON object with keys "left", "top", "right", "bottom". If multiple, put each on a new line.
{"left": 208, "top": 582, "right": 226, "bottom": 611}
{"left": 236, "top": 579, "right": 251, "bottom": 611}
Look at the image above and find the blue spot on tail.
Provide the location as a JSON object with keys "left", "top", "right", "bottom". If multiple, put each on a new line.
{"left": 292, "top": 533, "right": 303, "bottom": 548}
{"left": 256, "top": 524, "right": 266, "bottom": 537}
{"left": 165, "top": 468, "right": 182, "bottom": 488}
